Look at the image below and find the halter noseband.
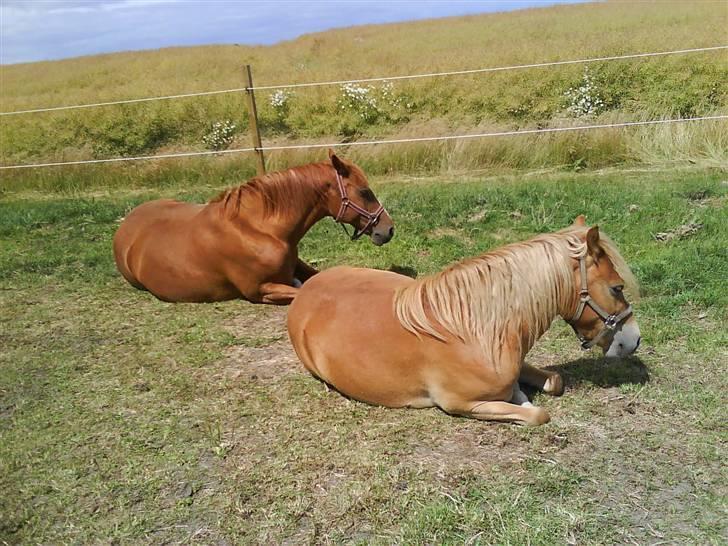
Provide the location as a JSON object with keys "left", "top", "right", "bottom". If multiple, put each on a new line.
{"left": 334, "top": 171, "right": 385, "bottom": 240}
{"left": 568, "top": 254, "right": 633, "bottom": 350}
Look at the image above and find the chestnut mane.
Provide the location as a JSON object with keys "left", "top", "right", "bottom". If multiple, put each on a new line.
{"left": 210, "top": 162, "right": 332, "bottom": 217}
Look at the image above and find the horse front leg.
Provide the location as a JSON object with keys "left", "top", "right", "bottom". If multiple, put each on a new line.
{"left": 294, "top": 258, "right": 319, "bottom": 283}
{"left": 441, "top": 397, "right": 551, "bottom": 426}
{"left": 519, "top": 362, "right": 564, "bottom": 396}
{"left": 470, "top": 399, "right": 550, "bottom": 426}
{"left": 437, "top": 382, "right": 550, "bottom": 426}
{"left": 258, "top": 282, "right": 299, "bottom": 305}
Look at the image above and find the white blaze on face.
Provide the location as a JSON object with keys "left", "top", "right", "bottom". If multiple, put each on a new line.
{"left": 604, "top": 317, "right": 641, "bottom": 358}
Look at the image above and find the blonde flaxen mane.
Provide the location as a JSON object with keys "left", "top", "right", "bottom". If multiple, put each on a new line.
{"left": 394, "top": 226, "right": 638, "bottom": 362}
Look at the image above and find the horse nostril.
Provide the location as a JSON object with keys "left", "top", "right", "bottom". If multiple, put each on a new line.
{"left": 388, "top": 226, "right": 394, "bottom": 237}
{"left": 635, "top": 336, "right": 641, "bottom": 350}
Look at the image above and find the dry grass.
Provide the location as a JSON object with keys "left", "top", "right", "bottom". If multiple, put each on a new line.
{"left": 1, "top": 1, "right": 726, "bottom": 172}
{"left": 2, "top": 2, "right": 725, "bottom": 107}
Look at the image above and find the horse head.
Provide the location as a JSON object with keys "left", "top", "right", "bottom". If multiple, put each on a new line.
{"left": 567, "top": 215, "right": 641, "bottom": 358}
{"left": 327, "top": 149, "right": 394, "bottom": 246}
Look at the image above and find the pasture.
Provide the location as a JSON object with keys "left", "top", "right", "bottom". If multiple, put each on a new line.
{"left": 1, "top": 166, "right": 726, "bottom": 544}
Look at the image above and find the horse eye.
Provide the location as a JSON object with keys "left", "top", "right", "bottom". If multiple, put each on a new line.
{"left": 359, "top": 188, "right": 375, "bottom": 202}
{"left": 611, "top": 285, "right": 624, "bottom": 296}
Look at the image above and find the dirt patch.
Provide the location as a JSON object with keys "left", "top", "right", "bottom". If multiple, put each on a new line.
{"left": 427, "top": 227, "right": 470, "bottom": 243}
{"left": 409, "top": 425, "right": 527, "bottom": 476}
{"left": 218, "top": 307, "right": 301, "bottom": 383}
{"left": 467, "top": 209, "right": 488, "bottom": 223}
{"left": 488, "top": 228, "right": 520, "bottom": 241}
{"left": 654, "top": 222, "right": 703, "bottom": 242}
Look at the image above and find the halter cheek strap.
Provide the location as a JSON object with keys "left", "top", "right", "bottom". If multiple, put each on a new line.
{"left": 569, "top": 255, "right": 633, "bottom": 350}
{"left": 334, "top": 171, "right": 385, "bottom": 240}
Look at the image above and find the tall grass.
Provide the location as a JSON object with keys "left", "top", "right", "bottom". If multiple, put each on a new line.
{"left": 0, "top": 1, "right": 726, "bottom": 175}
{"left": 3, "top": 118, "right": 725, "bottom": 196}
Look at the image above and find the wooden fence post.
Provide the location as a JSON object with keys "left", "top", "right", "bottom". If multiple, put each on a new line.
{"left": 243, "top": 64, "right": 266, "bottom": 175}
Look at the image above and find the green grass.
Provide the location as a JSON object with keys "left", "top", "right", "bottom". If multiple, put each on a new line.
{"left": 1, "top": 167, "right": 726, "bottom": 544}
{"left": 1, "top": 1, "right": 726, "bottom": 172}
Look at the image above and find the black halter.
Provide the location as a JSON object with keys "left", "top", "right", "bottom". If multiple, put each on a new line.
{"left": 568, "top": 254, "right": 633, "bottom": 350}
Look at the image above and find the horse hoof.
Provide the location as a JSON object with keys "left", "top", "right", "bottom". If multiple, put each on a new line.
{"left": 528, "top": 407, "right": 551, "bottom": 426}
{"left": 544, "top": 374, "right": 564, "bottom": 396}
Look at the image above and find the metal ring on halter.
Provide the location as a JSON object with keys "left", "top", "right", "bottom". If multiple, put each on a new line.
{"left": 334, "top": 171, "right": 385, "bottom": 240}
{"left": 569, "top": 254, "right": 633, "bottom": 350}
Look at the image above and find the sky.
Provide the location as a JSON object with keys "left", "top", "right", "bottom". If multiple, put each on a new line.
{"left": 0, "top": 1, "right": 582, "bottom": 65}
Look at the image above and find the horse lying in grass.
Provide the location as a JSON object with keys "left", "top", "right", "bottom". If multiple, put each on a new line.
{"left": 113, "top": 151, "right": 393, "bottom": 304}
{"left": 287, "top": 217, "right": 640, "bottom": 425}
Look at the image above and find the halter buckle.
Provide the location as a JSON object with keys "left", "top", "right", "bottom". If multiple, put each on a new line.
{"left": 604, "top": 315, "right": 618, "bottom": 329}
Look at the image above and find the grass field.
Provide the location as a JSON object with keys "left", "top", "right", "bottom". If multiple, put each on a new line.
{"left": 1, "top": 166, "right": 726, "bottom": 544}
{"left": 1, "top": 1, "right": 727, "bottom": 173}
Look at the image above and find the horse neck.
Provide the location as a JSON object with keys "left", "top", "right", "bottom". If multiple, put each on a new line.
{"left": 398, "top": 237, "right": 577, "bottom": 362}
{"left": 230, "top": 165, "right": 333, "bottom": 245}
{"left": 497, "top": 242, "right": 577, "bottom": 354}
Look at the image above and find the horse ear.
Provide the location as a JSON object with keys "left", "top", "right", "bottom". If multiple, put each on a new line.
{"left": 586, "top": 225, "right": 603, "bottom": 258}
{"left": 329, "top": 149, "right": 350, "bottom": 177}
{"left": 573, "top": 215, "right": 586, "bottom": 227}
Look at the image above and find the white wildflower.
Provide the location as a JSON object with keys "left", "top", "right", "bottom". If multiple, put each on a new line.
{"left": 203, "top": 120, "right": 236, "bottom": 150}
{"left": 565, "top": 69, "right": 605, "bottom": 117}
{"left": 270, "top": 90, "right": 292, "bottom": 110}
{"left": 338, "top": 83, "right": 380, "bottom": 122}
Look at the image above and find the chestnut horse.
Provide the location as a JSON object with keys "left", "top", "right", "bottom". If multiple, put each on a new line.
{"left": 287, "top": 217, "right": 640, "bottom": 425}
{"left": 113, "top": 151, "right": 394, "bottom": 304}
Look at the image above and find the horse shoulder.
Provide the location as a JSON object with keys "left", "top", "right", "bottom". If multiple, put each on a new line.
{"left": 220, "top": 225, "right": 293, "bottom": 280}
{"left": 256, "top": 241, "right": 291, "bottom": 272}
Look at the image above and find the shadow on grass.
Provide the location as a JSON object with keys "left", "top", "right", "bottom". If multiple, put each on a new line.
{"left": 388, "top": 265, "right": 418, "bottom": 278}
{"left": 548, "top": 356, "right": 649, "bottom": 388}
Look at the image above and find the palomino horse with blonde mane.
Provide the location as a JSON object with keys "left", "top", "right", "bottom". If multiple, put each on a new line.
{"left": 288, "top": 217, "right": 640, "bottom": 425}
{"left": 113, "top": 151, "right": 393, "bottom": 304}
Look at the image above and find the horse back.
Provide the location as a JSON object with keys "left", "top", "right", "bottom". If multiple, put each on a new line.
{"left": 287, "top": 266, "right": 513, "bottom": 408}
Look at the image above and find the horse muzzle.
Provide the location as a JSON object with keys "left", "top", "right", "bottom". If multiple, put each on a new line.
{"left": 604, "top": 319, "right": 641, "bottom": 358}
{"left": 371, "top": 224, "right": 394, "bottom": 246}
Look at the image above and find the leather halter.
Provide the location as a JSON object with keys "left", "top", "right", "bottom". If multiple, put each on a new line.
{"left": 334, "top": 171, "right": 385, "bottom": 240}
{"left": 569, "top": 254, "right": 633, "bottom": 350}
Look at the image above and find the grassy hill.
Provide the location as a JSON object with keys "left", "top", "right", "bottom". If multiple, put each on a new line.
{"left": 1, "top": 0, "right": 727, "bottom": 187}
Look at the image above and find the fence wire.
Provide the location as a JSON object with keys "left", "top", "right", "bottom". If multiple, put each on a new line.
{"left": 2, "top": 115, "right": 725, "bottom": 170}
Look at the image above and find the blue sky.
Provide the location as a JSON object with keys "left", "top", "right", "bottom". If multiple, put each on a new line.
{"left": 0, "top": 1, "right": 582, "bottom": 65}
